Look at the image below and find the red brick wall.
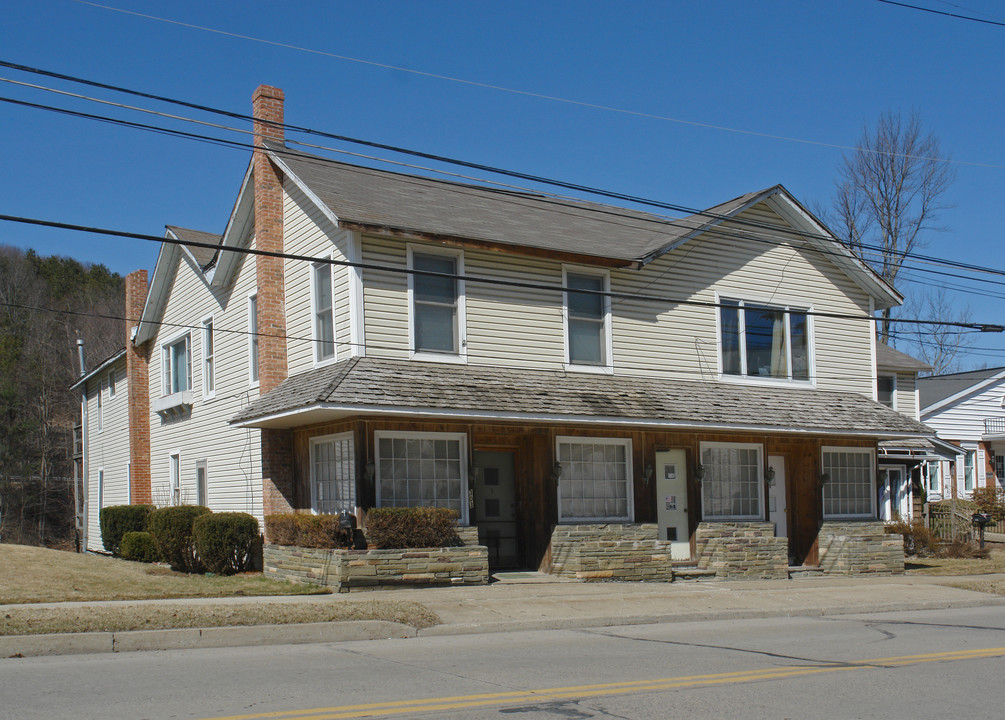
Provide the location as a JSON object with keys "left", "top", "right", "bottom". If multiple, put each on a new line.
{"left": 125, "top": 270, "right": 151, "bottom": 504}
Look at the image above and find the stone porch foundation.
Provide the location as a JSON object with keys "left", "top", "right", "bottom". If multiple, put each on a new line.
{"left": 547, "top": 524, "right": 674, "bottom": 581}
{"left": 817, "top": 521, "right": 905, "bottom": 575}
{"left": 695, "top": 522, "right": 788, "bottom": 580}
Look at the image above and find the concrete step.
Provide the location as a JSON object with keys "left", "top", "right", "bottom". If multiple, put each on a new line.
{"left": 789, "top": 565, "right": 824, "bottom": 579}
{"left": 672, "top": 567, "right": 717, "bottom": 581}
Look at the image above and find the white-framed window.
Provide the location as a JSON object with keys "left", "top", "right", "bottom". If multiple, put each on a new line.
{"left": 169, "top": 452, "right": 181, "bottom": 506}
{"left": 312, "top": 261, "right": 336, "bottom": 364}
{"left": 995, "top": 455, "right": 1005, "bottom": 486}
{"left": 107, "top": 370, "right": 117, "bottom": 399}
{"left": 556, "top": 436, "right": 633, "bottom": 521}
{"left": 310, "top": 432, "right": 356, "bottom": 514}
{"left": 700, "top": 442, "right": 764, "bottom": 520}
{"left": 161, "top": 333, "right": 192, "bottom": 396}
{"left": 926, "top": 460, "right": 941, "bottom": 495}
{"left": 407, "top": 246, "right": 466, "bottom": 361}
{"left": 718, "top": 297, "right": 811, "bottom": 383}
{"left": 375, "top": 431, "right": 468, "bottom": 522}
{"left": 248, "top": 293, "right": 259, "bottom": 386}
{"left": 877, "top": 374, "right": 896, "bottom": 408}
{"left": 195, "top": 459, "right": 208, "bottom": 507}
{"left": 202, "top": 317, "right": 215, "bottom": 399}
{"left": 964, "top": 449, "right": 975, "bottom": 492}
{"left": 563, "top": 267, "right": 613, "bottom": 372}
{"left": 822, "top": 447, "right": 875, "bottom": 519}
{"left": 96, "top": 379, "right": 103, "bottom": 433}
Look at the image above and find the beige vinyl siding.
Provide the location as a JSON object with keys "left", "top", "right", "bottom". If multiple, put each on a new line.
{"left": 358, "top": 202, "right": 876, "bottom": 396}
{"left": 84, "top": 359, "right": 130, "bottom": 552}
{"left": 283, "top": 180, "right": 353, "bottom": 374}
{"left": 147, "top": 244, "right": 263, "bottom": 522}
{"left": 894, "top": 372, "right": 918, "bottom": 418}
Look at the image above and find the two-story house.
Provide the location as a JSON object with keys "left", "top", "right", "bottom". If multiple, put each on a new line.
{"left": 74, "top": 85, "right": 930, "bottom": 577}
{"left": 919, "top": 367, "right": 1005, "bottom": 500}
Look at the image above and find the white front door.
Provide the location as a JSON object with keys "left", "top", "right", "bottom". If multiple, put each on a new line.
{"left": 654, "top": 449, "right": 690, "bottom": 561}
{"left": 767, "top": 455, "right": 787, "bottom": 539}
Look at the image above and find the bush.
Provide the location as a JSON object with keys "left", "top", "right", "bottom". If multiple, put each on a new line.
{"left": 885, "top": 519, "right": 937, "bottom": 556}
{"left": 971, "top": 486, "right": 1005, "bottom": 521}
{"left": 147, "top": 505, "right": 212, "bottom": 572}
{"left": 265, "top": 513, "right": 353, "bottom": 549}
{"left": 99, "top": 504, "right": 155, "bottom": 556}
{"left": 120, "top": 531, "right": 160, "bottom": 563}
{"left": 365, "top": 507, "right": 460, "bottom": 549}
{"left": 192, "top": 512, "right": 261, "bottom": 575}
{"left": 937, "top": 538, "right": 990, "bottom": 559}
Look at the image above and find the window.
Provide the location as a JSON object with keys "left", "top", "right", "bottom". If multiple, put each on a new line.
{"left": 376, "top": 432, "right": 467, "bottom": 522}
{"left": 310, "top": 433, "right": 356, "bottom": 514}
{"left": 564, "top": 269, "right": 611, "bottom": 369}
{"left": 195, "top": 460, "right": 208, "bottom": 507}
{"left": 312, "top": 263, "right": 336, "bottom": 363}
{"left": 202, "top": 318, "right": 215, "bottom": 398}
{"left": 557, "top": 437, "right": 632, "bottom": 521}
{"left": 248, "top": 294, "right": 259, "bottom": 385}
{"left": 877, "top": 375, "right": 896, "bottom": 408}
{"left": 927, "top": 460, "right": 941, "bottom": 495}
{"left": 96, "top": 379, "right": 103, "bottom": 433}
{"left": 409, "top": 249, "right": 464, "bottom": 357}
{"left": 162, "top": 334, "right": 192, "bottom": 395}
{"left": 169, "top": 453, "right": 181, "bottom": 506}
{"left": 822, "top": 448, "right": 874, "bottom": 518}
{"left": 720, "top": 298, "right": 810, "bottom": 382}
{"left": 995, "top": 455, "right": 1005, "bottom": 486}
{"left": 964, "top": 450, "right": 975, "bottom": 492}
{"left": 108, "top": 370, "right": 117, "bottom": 399}
{"left": 700, "top": 442, "right": 763, "bottom": 520}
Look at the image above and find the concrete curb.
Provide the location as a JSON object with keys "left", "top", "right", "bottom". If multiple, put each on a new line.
{"left": 4, "top": 595, "right": 1003, "bottom": 658}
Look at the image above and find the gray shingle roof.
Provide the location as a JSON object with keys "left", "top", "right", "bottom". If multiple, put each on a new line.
{"left": 272, "top": 144, "right": 775, "bottom": 265}
{"left": 232, "top": 357, "right": 932, "bottom": 437}
{"left": 876, "top": 343, "right": 931, "bottom": 372}
{"left": 919, "top": 366, "right": 1005, "bottom": 409}
{"left": 166, "top": 226, "right": 222, "bottom": 269}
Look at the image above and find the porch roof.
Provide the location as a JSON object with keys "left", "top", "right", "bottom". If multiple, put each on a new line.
{"left": 231, "top": 357, "right": 933, "bottom": 439}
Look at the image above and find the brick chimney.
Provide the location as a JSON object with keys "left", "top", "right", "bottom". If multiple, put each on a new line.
{"left": 252, "top": 84, "right": 288, "bottom": 395}
{"left": 252, "top": 85, "right": 294, "bottom": 519}
{"left": 125, "top": 270, "right": 151, "bottom": 504}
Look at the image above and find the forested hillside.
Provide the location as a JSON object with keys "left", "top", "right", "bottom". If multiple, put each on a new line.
{"left": 0, "top": 245, "right": 124, "bottom": 547}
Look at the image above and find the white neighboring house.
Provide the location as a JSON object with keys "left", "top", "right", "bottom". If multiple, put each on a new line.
{"left": 919, "top": 367, "right": 1005, "bottom": 501}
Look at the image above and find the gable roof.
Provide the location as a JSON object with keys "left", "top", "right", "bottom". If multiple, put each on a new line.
{"left": 876, "top": 343, "right": 931, "bottom": 373}
{"left": 919, "top": 366, "right": 1005, "bottom": 414}
{"left": 69, "top": 348, "right": 126, "bottom": 391}
{"left": 271, "top": 145, "right": 902, "bottom": 308}
{"left": 231, "top": 356, "right": 932, "bottom": 439}
{"left": 165, "top": 226, "right": 223, "bottom": 269}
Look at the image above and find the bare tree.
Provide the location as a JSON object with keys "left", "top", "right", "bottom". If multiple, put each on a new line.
{"left": 901, "top": 287, "right": 972, "bottom": 375}
{"left": 833, "top": 111, "right": 955, "bottom": 342}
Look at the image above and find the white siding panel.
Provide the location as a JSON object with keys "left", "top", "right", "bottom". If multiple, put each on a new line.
{"left": 83, "top": 359, "right": 130, "bottom": 552}
{"left": 924, "top": 379, "right": 1005, "bottom": 443}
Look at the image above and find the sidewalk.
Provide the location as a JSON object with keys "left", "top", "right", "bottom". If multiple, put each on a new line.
{"left": 4, "top": 572, "right": 1004, "bottom": 658}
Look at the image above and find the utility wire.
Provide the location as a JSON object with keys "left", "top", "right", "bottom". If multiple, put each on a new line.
{"left": 876, "top": 0, "right": 1005, "bottom": 26}
{"left": 2, "top": 212, "right": 1002, "bottom": 333}
{"left": 71, "top": 1, "right": 1003, "bottom": 168}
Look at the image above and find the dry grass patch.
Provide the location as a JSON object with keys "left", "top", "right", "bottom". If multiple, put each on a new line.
{"left": 947, "top": 579, "right": 1005, "bottom": 596}
{"left": 0, "top": 599, "right": 440, "bottom": 635}
{"left": 0, "top": 543, "right": 326, "bottom": 604}
{"left": 905, "top": 548, "right": 1005, "bottom": 577}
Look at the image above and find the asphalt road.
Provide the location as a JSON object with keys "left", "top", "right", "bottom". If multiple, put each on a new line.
{"left": 2, "top": 606, "right": 1003, "bottom": 720}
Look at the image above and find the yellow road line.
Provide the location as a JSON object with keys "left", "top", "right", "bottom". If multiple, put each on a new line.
{"left": 202, "top": 646, "right": 1005, "bottom": 720}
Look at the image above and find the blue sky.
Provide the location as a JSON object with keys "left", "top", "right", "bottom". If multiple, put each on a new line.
{"left": 1, "top": 1, "right": 1002, "bottom": 367}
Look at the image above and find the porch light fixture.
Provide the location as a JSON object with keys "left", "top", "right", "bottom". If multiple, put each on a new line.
{"left": 766, "top": 466, "right": 776, "bottom": 487}
{"left": 363, "top": 461, "right": 375, "bottom": 482}
{"left": 694, "top": 464, "right": 705, "bottom": 483}
{"left": 642, "top": 464, "right": 654, "bottom": 486}
{"left": 551, "top": 462, "right": 564, "bottom": 482}
{"left": 819, "top": 472, "right": 830, "bottom": 485}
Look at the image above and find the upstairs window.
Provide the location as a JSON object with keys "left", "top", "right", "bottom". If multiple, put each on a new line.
{"left": 564, "top": 270, "right": 611, "bottom": 369}
{"left": 312, "top": 262, "right": 336, "bottom": 363}
{"left": 202, "top": 318, "right": 215, "bottom": 398}
{"left": 410, "top": 249, "right": 464, "bottom": 357}
{"left": 877, "top": 375, "right": 896, "bottom": 408}
{"left": 720, "top": 299, "right": 809, "bottom": 382}
{"left": 107, "top": 370, "right": 117, "bottom": 399}
{"left": 162, "top": 334, "right": 191, "bottom": 395}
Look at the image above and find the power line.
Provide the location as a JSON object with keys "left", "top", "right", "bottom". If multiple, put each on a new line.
{"left": 876, "top": 0, "right": 1005, "bottom": 26}
{"left": 2, "top": 212, "right": 1002, "bottom": 333}
{"left": 71, "top": 1, "right": 1003, "bottom": 169}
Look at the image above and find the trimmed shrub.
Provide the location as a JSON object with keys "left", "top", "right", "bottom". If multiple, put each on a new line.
{"left": 147, "top": 505, "right": 212, "bottom": 572}
{"left": 885, "top": 519, "right": 937, "bottom": 556}
{"left": 120, "top": 531, "right": 160, "bottom": 563}
{"left": 365, "top": 507, "right": 460, "bottom": 549}
{"left": 265, "top": 513, "right": 353, "bottom": 549}
{"left": 192, "top": 512, "right": 261, "bottom": 575}
{"left": 100, "top": 504, "right": 155, "bottom": 556}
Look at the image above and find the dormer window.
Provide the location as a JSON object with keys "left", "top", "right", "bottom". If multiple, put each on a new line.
{"left": 877, "top": 375, "right": 896, "bottom": 408}
{"left": 719, "top": 298, "right": 810, "bottom": 382}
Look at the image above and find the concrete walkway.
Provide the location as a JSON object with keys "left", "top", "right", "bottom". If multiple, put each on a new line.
{"left": 3, "top": 572, "right": 1004, "bottom": 658}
